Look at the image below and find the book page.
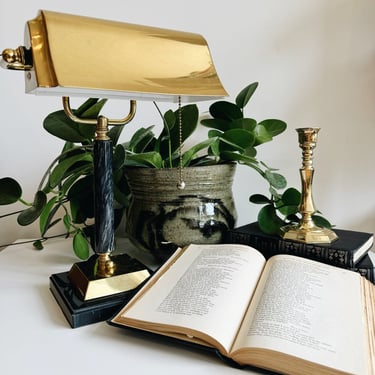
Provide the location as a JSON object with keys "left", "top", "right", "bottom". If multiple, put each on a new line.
{"left": 231, "top": 254, "right": 368, "bottom": 374}
{"left": 117, "top": 244, "right": 266, "bottom": 354}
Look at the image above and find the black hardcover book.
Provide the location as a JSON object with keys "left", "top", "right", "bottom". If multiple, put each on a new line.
{"left": 351, "top": 252, "right": 375, "bottom": 284}
{"left": 226, "top": 222, "right": 373, "bottom": 268}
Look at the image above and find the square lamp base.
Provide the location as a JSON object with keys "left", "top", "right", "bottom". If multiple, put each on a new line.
{"left": 49, "top": 254, "right": 152, "bottom": 328}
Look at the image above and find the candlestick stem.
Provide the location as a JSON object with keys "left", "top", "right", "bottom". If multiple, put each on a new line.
{"left": 281, "top": 127, "right": 338, "bottom": 243}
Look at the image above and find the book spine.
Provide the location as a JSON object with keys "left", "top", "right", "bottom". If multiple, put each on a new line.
{"left": 227, "top": 231, "right": 355, "bottom": 268}
{"left": 351, "top": 264, "right": 374, "bottom": 284}
{"left": 277, "top": 240, "right": 354, "bottom": 268}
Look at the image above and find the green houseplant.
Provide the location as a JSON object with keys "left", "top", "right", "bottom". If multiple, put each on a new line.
{"left": 0, "top": 82, "right": 332, "bottom": 259}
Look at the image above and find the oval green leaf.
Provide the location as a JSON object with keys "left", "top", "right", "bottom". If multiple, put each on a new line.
{"left": 257, "top": 204, "right": 285, "bottom": 235}
{"left": 124, "top": 152, "right": 163, "bottom": 168}
{"left": 39, "top": 196, "right": 58, "bottom": 235}
{"left": 73, "top": 231, "right": 90, "bottom": 260}
{"left": 312, "top": 215, "right": 333, "bottom": 229}
{"left": 281, "top": 187, "right": 301, "bottom": 206}
{"left": 235, "top": 82, "right": 259, "bottom": 109}
{"left": 265, "top": 171, "right": 287, "bottom": 190}
{"left": 209, "top": 101, "right": 243, "bottom": 121}
{"left": 0, "top": 177, "right": 22, "bottom": 205}
{"left": 258, "top": 119, "right": 287, "bottom": 137}
{"left": 249, "top": 194, "right": 271, "bottom": 204}
{"left": 17, "top": 191, "right": 47, "bottom": 226}
{"left": 49, "top": 153, "right": 93, "bottom": 189}
{"left": 43, "top": 110, "right": 89, "bottom": 142}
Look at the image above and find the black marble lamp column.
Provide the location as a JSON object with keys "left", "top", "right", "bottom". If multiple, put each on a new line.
{"left": 93, "top": 116, "right": 116, "bottom": 277}
{"left": 94, "top": 138, "right": 114, "bottom": 254}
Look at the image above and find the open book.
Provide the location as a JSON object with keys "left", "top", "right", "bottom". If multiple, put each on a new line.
{"left": 109, "top": 244, "right": 375, "bottom": 375}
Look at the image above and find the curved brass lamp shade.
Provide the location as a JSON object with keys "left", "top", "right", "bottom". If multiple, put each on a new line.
{"left": 5, "top": 10, "right": 227, "bottom": 102}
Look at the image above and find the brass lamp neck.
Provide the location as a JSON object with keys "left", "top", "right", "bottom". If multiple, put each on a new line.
{"left": 62, "top": 96, "right": 137, "bottom": 126}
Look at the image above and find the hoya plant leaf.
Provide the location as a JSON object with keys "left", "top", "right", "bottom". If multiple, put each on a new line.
{"left": 209, "top": 101, "right": 243, "bottom": 121}
{"left": 235, "top": 82, "right": 259, "bottom": 109}
{"left": 200, "top": 118, "right": 231, "bottom": 132}
{"left": 229, "top": 118, "right": 257, "bottom": 131}
{"left": 219, "top": 151, "right": 259, "bottom": 167}
{"left": 181, "top": 138, "right": 217, "bottom": 167}
{"left": 0, "top": 177, "right": 22, "bottom": 205}
{"left": 107, "top": 125, "right": 125, "bottom": 146}
{"left": 77, "top": 98, "right": 108, "bottom": 140}
{"left": 160, "top": 104, "right": 199, "bottom": 157}
{"left": 126, "top": 126, "right": 156, "bottom": 153}
{"left": 249, "top": 194, "right": 271, "bottom": 205}
{"left": 59, "top": 163, "right": 93, "bottom": 196}
{"left": 79, "top": 98, "right": 107, "bottom": 119}
{"left": 113, "top": 167, "right": 131, "bottom": 207}
{"left": 258, "top": 119, "right": 287, "bottom": 137}
{"left": 276, "top": 187, "right": 300, "bottom": 216}
{"left": 281, "top": 187, "right": 301, "bottom": 206}
{"left": 113, "top": 144, "right": 126, "bottom": 171}
{"left": 257, "top": 204, "right": 285, "bottom": 235}
{"left": 39, "top": 200, "right": 63, "bottom": 237}
{"left": 74, "top": 98, "right": 100, "bottom": 116}
{"left": 17, "top": 191, "right": 47, "bottom": 226}
{"left": 73, "top": 231, "right": 90, "bottom": 260}
{"left": 124, "top": 152, "right": 163, "bottom": 168}
{"left": 33, "top": 240, "right": 44, "bottom": 250}
{"left": 312, "top": 215, "right": 334, "bottom": 229}
{"left": 67, "top": 175, "right": 95, "bottom": 223}
{"left": 113, "top": 181, "right": 130, "bottom": 207}
{"left": 264, "top": 170, "right": 287, "bottom": 190}
{"left": 249, "top": 194, "right": 272, "bottom": 205}
{"left": 163, "top": 109, "right": 176, "bottom": 130}
{"left": 76, "top": 123, "right": 96, "bottom": 141}
{"left": 63, "top": 214, "right": 72, "bottom": 233}
{"left": 39, "top": 196, "right": 58, "bottom": 236}
{"left": 69, "top": 198, "right": 87, "bottom": 225}
{"left": 219, "top": 129, "right": 255, "bottom": 151}
{"left": 207, "top": 129, "right": 222, "bottom": 138}
{"left": 242, "top": 146, "right": 257, "bottom": 158}
{"left": 43, "top": 110, "right": 89, "bottom": 143}
{"left": 278, "top": 202, "right": 299, "bottom": 217}
{"left": 285, "top": 213, "right": 300, "bottom": 224}
{"left": 48, "top": 153, "right": 93, "bottom": 189}
{"left": 253, "top": 124, "right": 273, "bottom": 146}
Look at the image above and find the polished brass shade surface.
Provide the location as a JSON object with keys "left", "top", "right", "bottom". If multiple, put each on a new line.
{"left": 2, "top": 10, "right": 227, "bottom": 101}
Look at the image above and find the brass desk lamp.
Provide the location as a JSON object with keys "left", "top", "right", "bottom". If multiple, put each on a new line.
{"left": 1, "top": 10, "right": 227, "bottom": 327}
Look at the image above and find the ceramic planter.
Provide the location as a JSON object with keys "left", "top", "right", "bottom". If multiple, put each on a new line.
{"left": 125, "top": 164, "right": 237, "bottom": 261}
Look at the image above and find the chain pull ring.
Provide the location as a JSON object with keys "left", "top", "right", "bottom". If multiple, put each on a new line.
{"left": 177, "top": 96, "right": 185, "bottom": 190}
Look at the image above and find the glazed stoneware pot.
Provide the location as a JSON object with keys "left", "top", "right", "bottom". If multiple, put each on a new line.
{"left": 125, "top": 164, "right": 237, "bottom": 261}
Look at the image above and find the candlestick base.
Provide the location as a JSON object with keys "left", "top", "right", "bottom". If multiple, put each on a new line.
{"left": 281, "top": 224, "right": 338, "bottom": 244}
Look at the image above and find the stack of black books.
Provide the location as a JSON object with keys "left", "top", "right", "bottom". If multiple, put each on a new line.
{"left": 226, "top": 222, "right": 374, "bottom": 283}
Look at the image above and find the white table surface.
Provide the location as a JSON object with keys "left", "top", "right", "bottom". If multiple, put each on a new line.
{"left": 0, "top": 237, "right": 265, "bottom": 375}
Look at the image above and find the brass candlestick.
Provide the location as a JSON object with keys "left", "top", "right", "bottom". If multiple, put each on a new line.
{"left": 281, "top": 127, "right": 338, "bottom": 243}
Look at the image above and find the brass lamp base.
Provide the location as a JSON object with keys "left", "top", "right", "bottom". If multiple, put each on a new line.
{"left": 68, "top": 253, "right": 151, "bottom": 301}
{"left": 281, "top": 224, "right": 338, "bottom": 244}
{"left": 49, "top": 253, "right": 151, "bottom": 328}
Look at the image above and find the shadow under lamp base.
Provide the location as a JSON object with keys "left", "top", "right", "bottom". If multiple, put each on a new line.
{"left": 49, "top": 253, "right": 151, "bottom": 328}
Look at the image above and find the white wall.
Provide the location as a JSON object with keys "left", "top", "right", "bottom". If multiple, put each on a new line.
{"left": 1, "top": 0, "right": 374, "bottom": 246}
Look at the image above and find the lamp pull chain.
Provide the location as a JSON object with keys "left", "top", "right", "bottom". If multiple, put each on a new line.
{"left": 177, "top": 95, "right": 185, "bottom": 190}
